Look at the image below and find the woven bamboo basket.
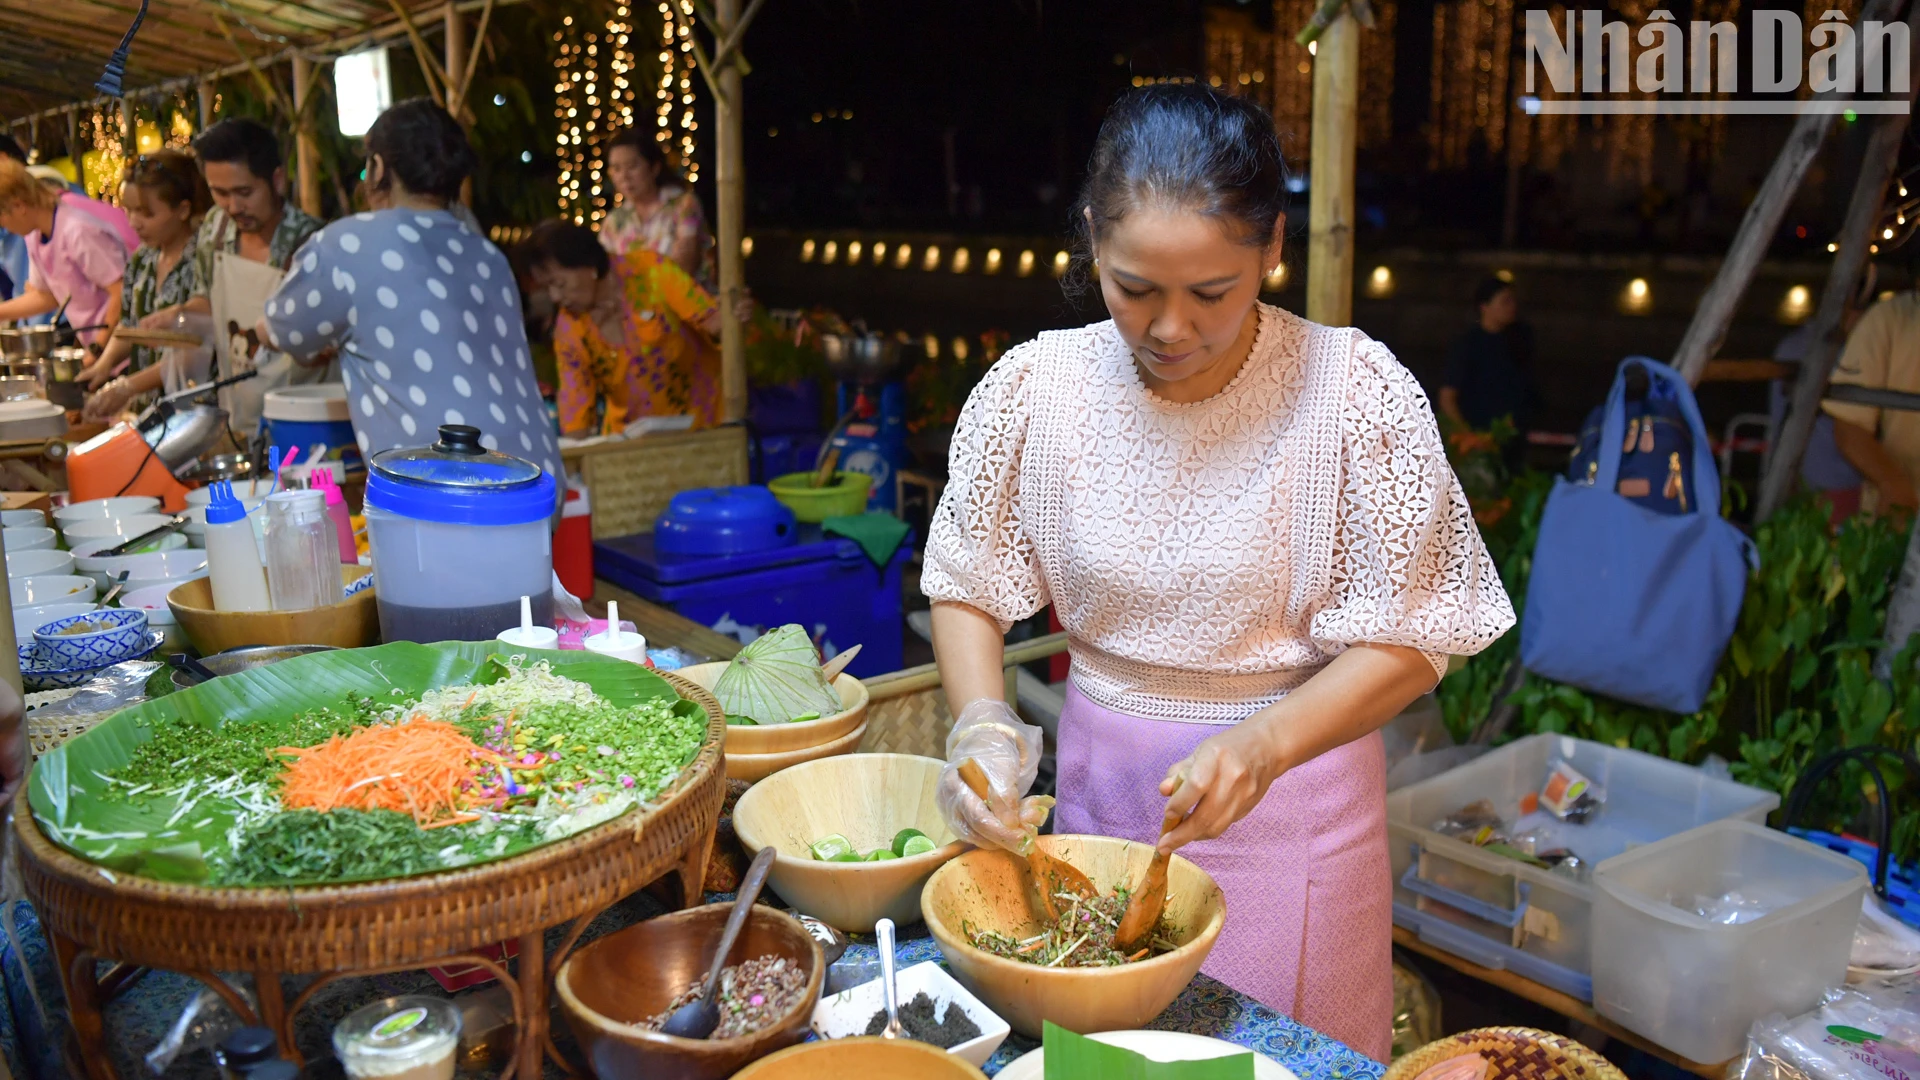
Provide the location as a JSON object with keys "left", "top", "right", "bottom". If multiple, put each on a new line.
{"left": 14, "top": 670, "right": 728, "bottom": 975}
{"left": 1384, "top": 1028, "right": 1627, "bottom": 1080}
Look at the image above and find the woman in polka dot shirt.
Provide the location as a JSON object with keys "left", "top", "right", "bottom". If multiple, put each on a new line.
{"left": 262, "top": 99, "right": 562, "bottom": 483}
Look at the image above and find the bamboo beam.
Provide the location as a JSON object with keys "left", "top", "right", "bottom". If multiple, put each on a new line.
{"left": 713, "top": 0, "right": 748, "bottom": 425}
{"left": 197, "top": 80, "right": 212, "bottom": 130}
{"left": 1758, "top": 0, "right": 1920, "bottom": 524}
{"left": 1305, "top": 11, "right": 1358, "bottom": 326}
{"left": 1671, "top": 0, "right": 1904, "bottom": 384}
{"left": 442, "top": 1, "right": 466, "bottom": 113}
{"left": 387, "top": 0, "right": 450, "bottom": 109}
{"left": 455, "top": 0, "right": 494, "bottom": 104}
{"left": 119, "top": 97, "right": 133, "bottom": 157}
{"left": 213, "top": 12, "right": 297, "bottom": 119}
{"left": 290, "top": 55, "right": 323, "bottom": 217}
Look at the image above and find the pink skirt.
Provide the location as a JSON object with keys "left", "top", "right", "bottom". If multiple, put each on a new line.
{"left": 1054, "top": 682, "right": 1394, "bottom": 1063}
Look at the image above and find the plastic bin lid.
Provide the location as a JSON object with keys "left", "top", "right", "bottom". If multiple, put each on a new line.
{"left": 654, "top": 485, "right": 797, "bottom": 558}
{"left": 263, "top": 384, "right": 349, "bottom": 423}
{"left": 366, "top": 425, "right": 555, "bottom": 526}
{"left": 596, "top": 528, "right": 861, "bottom": 585}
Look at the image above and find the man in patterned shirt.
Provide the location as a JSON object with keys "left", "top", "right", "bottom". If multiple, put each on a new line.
{"left": 183, "top": 118, "right": 330, "bottom": 442}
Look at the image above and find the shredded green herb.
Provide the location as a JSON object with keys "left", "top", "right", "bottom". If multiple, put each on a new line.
{"left": 107, "top": 700, "right": 374, "bottom": 795}
{"left": 513, "top": 698, "right": 706, "bottom": 799}
{"left": 217, "top": 808, "right": 533, "bottom": 885}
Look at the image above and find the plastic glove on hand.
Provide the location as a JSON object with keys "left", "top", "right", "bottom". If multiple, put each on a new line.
{"left": 937, "top": 699, "right": 1048, "bottom": 853}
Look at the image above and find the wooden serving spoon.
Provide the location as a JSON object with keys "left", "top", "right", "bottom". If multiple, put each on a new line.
{"left": 1114, "top": 801, "right": 1185, "bottom": 954}
{"left": 957, "top": 757, "right": 1095, "bottom": 921}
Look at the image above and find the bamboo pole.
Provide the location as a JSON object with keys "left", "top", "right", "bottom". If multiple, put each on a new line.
{"left": 1760, "top": 94, "right": 1918, "bottom": 523}
{"left": 714, "top": 0, "right": 748, "bottom": 425}
{"left": 290, "top": 56, "right": 322, "bottom": 217}
{"left": 1305, "top": 12, "right": 1358, "bottom": 326}
{"left": 1670, "top": 0, "right": 1904, "bottom": 385}
{"left": 443, "top": 2, "right": 467, "bottom": 115}
{"left": 197, "top": 80, "right": 212, "bottom": 131}
{"left": 118, "top": 96, "right": 133, "bottom": 158}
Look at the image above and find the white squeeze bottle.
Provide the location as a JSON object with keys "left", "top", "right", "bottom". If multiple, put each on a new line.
{"left": 204, "top": 480, "right": 270, "bottom": 612}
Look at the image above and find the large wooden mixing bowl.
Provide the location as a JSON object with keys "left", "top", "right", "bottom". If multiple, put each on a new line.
{"left": 730, "top": 753, "right": 966, "bottom": 931}
{"left": 920, "top": 834, "right": 1226, "bottom": 1039}
{"left": 167, "top": 566, "right": 378, "bottom": 653}
{"left": 732, "top": 1037, "right": 987, "bottom": 1079}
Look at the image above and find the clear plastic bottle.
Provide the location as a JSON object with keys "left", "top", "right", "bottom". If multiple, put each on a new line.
{"left": 204, "top": 480, "right": 270, "bottom": 613}
{"left": 263, "top": 490, "right": 340, "bottom": 611}
{"left": 310, "top": 470, "right": 357, "bottom": 563}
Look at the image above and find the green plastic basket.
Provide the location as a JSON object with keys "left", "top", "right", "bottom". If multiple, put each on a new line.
{"left": 768, "top": 471, "right": 874, "bottom": 523}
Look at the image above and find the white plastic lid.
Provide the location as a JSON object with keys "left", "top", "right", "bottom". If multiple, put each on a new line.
{"left": 266, "top": 489, "right": 325, "bottom": 514}
{"left": 498, "top": 625, "right": 560, "bottom": 649}
{"left": 263, "top": 384, "right": 350, "bottom": 423}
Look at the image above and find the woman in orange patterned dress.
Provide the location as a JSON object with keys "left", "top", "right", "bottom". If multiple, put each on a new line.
{"left": 529, "top": 219, "right": 722, "bottom": 437}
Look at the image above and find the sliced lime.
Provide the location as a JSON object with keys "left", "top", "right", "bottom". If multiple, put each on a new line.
{"left": 809, "top": 834, "right": 854, "bottom": 861}
{"left": 865, "top": 848, "right": 899, "bottom": 861}
{"left": 899, "top": 834, "right": 937, "bottom": 857}
{"left": 891, "top": 828, "right": 930, "bottom": 857}
{"left": 830, "top": 852, "right": 867, "bottom": 863}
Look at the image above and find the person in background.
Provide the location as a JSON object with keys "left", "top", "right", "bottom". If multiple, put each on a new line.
{"left": 529, "top": 219, "right": 725, "bottom": 437}
{"left": 1823, "top": 281, "right": 1920, "bottom": 517}
{"left": 0, "top": 136, "right": 34, "bottom": 314}
{"left": 263, "top": 99, "right": 561, "bottom": 483}
{"left": 79, "top": 152, "right": 214, "bottom": 417}
{"left": 1439, "top": 275, "right": 1537, "bottom": 468}
{"left": 0, "top": 155, "right": 136, "bottom": 352}
{"left": 598, "top": 127, "right": 715, "bottom": 289}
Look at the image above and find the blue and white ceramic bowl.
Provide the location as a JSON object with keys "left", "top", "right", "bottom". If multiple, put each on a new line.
{"left": 33, "top": 608, "right": 150, "bottom": 669}
{"left": 18, "top": 629, "right": 165, "bottom": 691}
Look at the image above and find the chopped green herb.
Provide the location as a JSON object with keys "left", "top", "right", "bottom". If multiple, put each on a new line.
{"left": 218, "top": 808, "right": 532, "bottom": 884}
{"left": 108, "top": 700, "right": 373, "bottom": 795}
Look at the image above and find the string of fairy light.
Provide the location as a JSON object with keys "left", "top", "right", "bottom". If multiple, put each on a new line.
{"left": 657, "top": 0, "right": 699, "bottom": 183}
{"left": 552, "top": 8, "right": 640, "bottom": 224}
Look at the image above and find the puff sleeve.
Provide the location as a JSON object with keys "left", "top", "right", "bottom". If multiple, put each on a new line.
{"left": 1309, "top": 337, "right": 1516, "bottom": 682}
{"left": 920, "top": 344, "right": 1051, "bottom": 631}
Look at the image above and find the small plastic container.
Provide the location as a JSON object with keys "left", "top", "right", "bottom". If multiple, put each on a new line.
{"left": 583, "top": 599, "right": 648, "bottom": 663}
{"left": 333, "top": 995, "right": 461, "bottom": 1080}
{"left": 1385, "top": 733, "right": 1780, "bottom": 1000}
{"left": 1591, "top": 820, "right": 1867, "bottom": 1063}
{"left": 365, "top": 425, "right": 555, "bottom": 644}
{"left": 263, "top": 489, "right": 340, "bottom": 611}
{"left": 203, "top": 480, "right": 269, "bottom": 613}
{"left": 496, "top": 594, "right": 559, "bottom": 651}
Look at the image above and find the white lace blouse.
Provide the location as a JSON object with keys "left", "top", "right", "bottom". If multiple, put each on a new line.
{"left": 922, "top": 304, "right": 1516, "bottom": 724}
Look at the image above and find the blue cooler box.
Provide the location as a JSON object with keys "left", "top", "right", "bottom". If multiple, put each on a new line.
{"left": 594, "top": 525, "right": 909, "bottom": 677}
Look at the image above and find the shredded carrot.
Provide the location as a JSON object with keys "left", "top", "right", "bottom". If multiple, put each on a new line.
{"left": 276, "top": 719, "right": 484, "bottom": 826}
{"left": 422, "top": 812, "right": 482, "bottom": 830}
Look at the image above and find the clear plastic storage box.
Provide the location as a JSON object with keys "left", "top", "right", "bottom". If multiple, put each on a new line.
{"left": 1387, "top": 734, "right": 1781, "bottom": 999}
{"left": 1591, "top": 820, "right": 1867, "bottom": 1064}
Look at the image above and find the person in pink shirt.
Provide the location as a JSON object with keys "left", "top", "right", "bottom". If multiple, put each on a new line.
{"left": 0, "top": 155, "right": 136, "bottom": 352}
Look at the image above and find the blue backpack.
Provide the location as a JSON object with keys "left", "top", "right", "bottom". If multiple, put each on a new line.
{"left": 1521, "top": 358, "right": 1756, "bottom": 714}
{"left": 1566, "top": 359, "right": 1697, "bottom": 514}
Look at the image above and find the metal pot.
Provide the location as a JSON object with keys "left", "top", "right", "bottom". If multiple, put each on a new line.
{"left": 820, "top": 332, "right": 906, "bottom": 385}
{"left": 137, "top": 403, "right": 230, "bottom": 474}
{"left": 0, "top": 326, "right": 55, "bottom": 360}
{"left": 46, "top": 347, "right": 85, "bottom": 383}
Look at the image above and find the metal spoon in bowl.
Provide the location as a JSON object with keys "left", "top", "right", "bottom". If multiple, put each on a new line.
{"left": 660, "top": 845, "right": 778, "bottom": 1039}
{"left": 876, "top": 917, "right": 903, "bottom": 1039}
{"left": 97, "top": 570, "right": 129, "bottom": 609}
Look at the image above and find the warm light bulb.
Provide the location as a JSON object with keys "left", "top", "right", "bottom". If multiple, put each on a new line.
{"left": 984, "top": 248, "right": 1003, "bottom": 274}
{"left": 872, "top": 242, "right": 888, "bottom": 265}
{"left": 847, "top": 240, "right": 863, "bottom": 263}
{"left": 894, "top": 244, "right": 912, "bottom": 269}
{"left": 822, "top": 240, "right": 839, "bottom": 264}
{"left": 923, "top": 245, "right": 942, "bottom": 271}
{"left": 951, "top": 248, "right": 971, "bottom": 273}
{"left": 1052, "top": 250, "right": 1071, "bottom": 277}
{"left": 800, "top": 239, "right": 816, "bottom": 262}
{"left": 1017, "top": 250, "right": 1036, "bottom": 277}
{"left": 741, "top": 237, "right": 754, "bottom": 258}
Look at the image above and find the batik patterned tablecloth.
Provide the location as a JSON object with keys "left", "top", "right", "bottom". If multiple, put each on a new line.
{"left": 0, "top": 896, "right": 1385, "bottom": 1080}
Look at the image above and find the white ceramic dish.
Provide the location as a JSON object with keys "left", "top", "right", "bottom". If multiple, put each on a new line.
{"left": 2, "top": 525, "right": 56, "bottom": 551}
{"left": 1, "top": 509, "right": 45, "bottom": 528}
{"left": 52, "top": 496, "right": 161, "bottom": 529}
{"left": 121, "top": 565, "right": 209, "bottom": 596}
{"left": 71, "top": 541, "right": 197, "bottom": 589}
{"left": 61, "top": 513, "right": 175, "bottom": 546}
{"left": 117, "top": 582, "right": 187, "bottom": 653}
{"left": 11, "top": 575, "right": 97, "bottom": 605}
{"left": 995, "top": 1031, "right": 1298, "bottom": 1080}
{"left": 810, "top": 961, "right": 1009, "bottom": 1069}
{"left": 12, "top": 602, "right": 97, "bottom": 644}
{"left": 6, "top": 549, "right": 73, "bottom": 579}
{"left": 180, "top": 505, "right": 208, "bottom": 548}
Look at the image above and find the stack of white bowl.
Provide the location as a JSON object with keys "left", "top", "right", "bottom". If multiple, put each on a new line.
{"left": 4, "top": 507, "right": 95, "bottom": 643}
{"left": 181, "top": 478, "right": 270, "bottom": 550}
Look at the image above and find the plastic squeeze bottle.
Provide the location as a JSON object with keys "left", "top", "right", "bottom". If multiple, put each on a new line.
{"left": 264, "top": 490, "right": 341, "bottom": 610}
{"left": 310, "top": 470, "right": 357, "bottom": 563}
{"left": 204, "top": 480, "right": 270, "bottom": 613}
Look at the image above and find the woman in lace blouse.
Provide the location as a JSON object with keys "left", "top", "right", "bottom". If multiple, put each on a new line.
{"left": 925, "top": 87, "right": 1514, "bottom": 1060}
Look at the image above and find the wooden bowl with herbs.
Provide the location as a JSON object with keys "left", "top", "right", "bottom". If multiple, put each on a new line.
{"left": 920, "top": 834, "right": 1226, "bottom": 1039}
{"left": 731, "top": 753, "right": 965, "bottom": 932}
{"left": 555, "top": 901, "right": 825, "bottom": 1080}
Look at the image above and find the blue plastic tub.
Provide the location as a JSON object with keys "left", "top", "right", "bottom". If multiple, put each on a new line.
{"left": 594, "top": 525, "right": 909, "bottom": 677}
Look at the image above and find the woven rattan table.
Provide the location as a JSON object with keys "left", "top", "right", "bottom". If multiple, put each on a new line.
{"left": 13, "top": 669, "right": 728, "bottom": 1080}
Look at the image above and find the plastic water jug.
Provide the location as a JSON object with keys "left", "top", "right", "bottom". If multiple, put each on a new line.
{"left": 364, "top": 424, "right": 556, "bottom": 643}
